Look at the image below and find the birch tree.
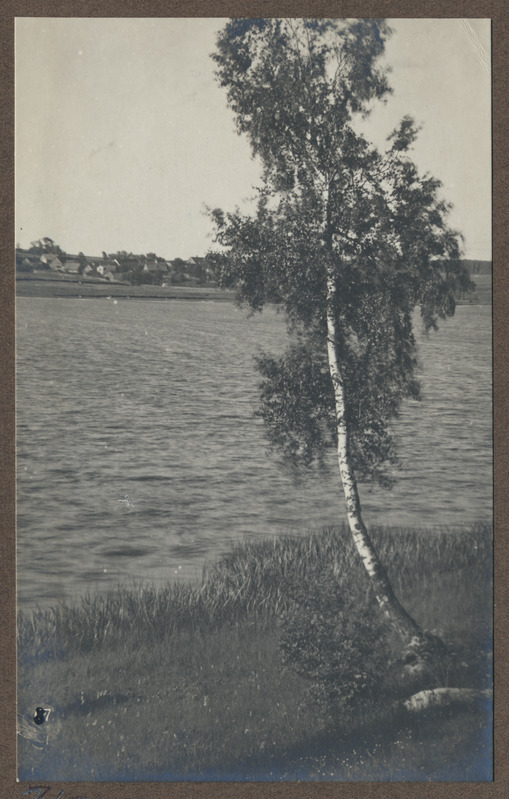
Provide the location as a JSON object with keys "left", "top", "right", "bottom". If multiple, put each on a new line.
{"left": 209, "top": 18, "right": 472, "bottom": 664}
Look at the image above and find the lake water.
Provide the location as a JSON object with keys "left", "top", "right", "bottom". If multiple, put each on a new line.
{"left": 16, "top": 298, "right": 492, "bottom": 611}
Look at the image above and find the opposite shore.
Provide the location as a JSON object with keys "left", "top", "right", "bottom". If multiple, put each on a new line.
{"left": 16, "top": 271, "right": 492, "bottom": 304}
{"left": 16, "top": 273, "right": 235, "bottom": 301}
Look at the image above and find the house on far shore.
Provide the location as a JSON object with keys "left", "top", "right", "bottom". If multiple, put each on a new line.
{"left": 15, "top": 249, "right": 42, "bottom": 271}
{"left": 186, "top": 256, "right": 216, "bottom": 284}
{"left": 63, "top": 260, "right": 81, "bottom": 274}
{"left": 40, "top": 253, "right": 64, "bottom": 271}
{"left": 97, "top": 263, "right": 118, "bottom": 277}
{"left": 143, "top": 259, "right": 168, "bottom": 276}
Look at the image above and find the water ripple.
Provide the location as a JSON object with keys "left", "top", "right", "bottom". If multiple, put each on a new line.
{"left": 16, "top": 299, "right": 492, "bottom": 610}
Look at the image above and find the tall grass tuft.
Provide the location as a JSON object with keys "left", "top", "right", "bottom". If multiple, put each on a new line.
{"left": 17, "top": 582, "right": 211, "bottom": 662}
{"left": 18, "top": 522, "right": 492, "bottom": 665}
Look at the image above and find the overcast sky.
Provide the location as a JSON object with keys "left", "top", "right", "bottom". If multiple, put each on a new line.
{"left": 15, "top": 17, "right": 491, "bottom": 260}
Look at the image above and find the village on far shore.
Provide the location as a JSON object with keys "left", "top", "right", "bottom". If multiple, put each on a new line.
{"left": 15, "top": 236, "right": 492, "bottom": 304}
{"left": 16, "top": 237, "right": 217, "bottom": 288}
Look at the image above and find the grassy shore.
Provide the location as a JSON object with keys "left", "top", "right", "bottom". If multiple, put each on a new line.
{"left": 15, "top": 271, "right": 491, "bottom": 303}
{"left": 16, "top": 273, "right": 235, "bottom": 301}
{"left": 17, "top": 523, "right": 492, "bottom": 782}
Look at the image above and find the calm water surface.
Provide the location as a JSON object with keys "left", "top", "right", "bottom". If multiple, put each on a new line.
{"left": 16, "top": 298, "right": 492, "bottom": 611}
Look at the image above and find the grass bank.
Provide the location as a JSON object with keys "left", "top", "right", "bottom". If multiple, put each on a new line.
{"left": 17, "top": 523, "right": 492, "bottom": 782}
{"left": 16, "top": 271, "right": 490, "bottom": 303}
{"left": 16, "top": 274, "right": 234, "bottom": 301}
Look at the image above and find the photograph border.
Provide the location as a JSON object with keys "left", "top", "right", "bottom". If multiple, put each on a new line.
{"left": 2, "top": 1, "right": 506, "bottom": 797}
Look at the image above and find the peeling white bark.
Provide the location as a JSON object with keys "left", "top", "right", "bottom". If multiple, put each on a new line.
{"left": 325, "top": 270, "right": 427, "bottom": 646}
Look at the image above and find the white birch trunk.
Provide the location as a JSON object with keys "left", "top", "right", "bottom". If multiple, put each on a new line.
{"left": 325, "top": 271, "right": 428, "bottom": 648}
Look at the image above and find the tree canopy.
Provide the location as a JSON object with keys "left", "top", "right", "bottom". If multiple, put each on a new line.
{"left": 209, "top": 18, "right": 472, "bottom": 488}
{"left": 29, "top": 237, "right": 64, "bottom": 254}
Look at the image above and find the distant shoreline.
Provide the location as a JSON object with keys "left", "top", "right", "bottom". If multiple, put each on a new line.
{"left": 16, "top": 275, "right": 235, "bottom": 301}
{"left": 15, "top": 273, "right": 491, "bottom": 304}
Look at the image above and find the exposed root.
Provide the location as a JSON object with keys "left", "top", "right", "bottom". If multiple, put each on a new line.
{"left": 400, "top": 629, "right": 451, "bottom": 683}
{"left": 403, "top": 630, "right": 448, "bottom": 665}
{"left": 400, "top": 687, "right": 492, "bottom": 713}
